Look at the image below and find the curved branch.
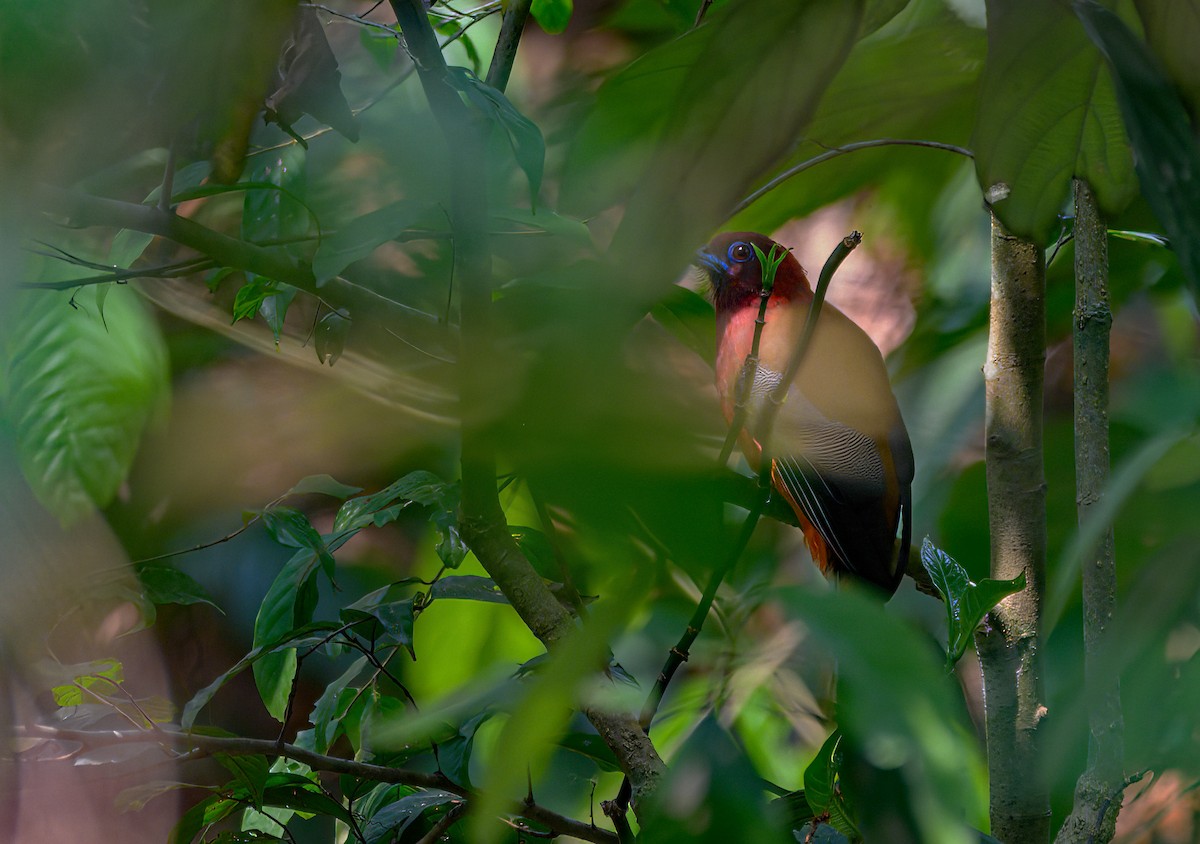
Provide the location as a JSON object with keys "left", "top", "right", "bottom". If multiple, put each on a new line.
{"left": 26, "top": 725, "right": 617, "bottom": 844}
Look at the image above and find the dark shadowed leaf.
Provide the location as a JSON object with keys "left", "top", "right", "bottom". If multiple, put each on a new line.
{"left": 341, "top": 584, "right": 417, "bottom": 657}
{"left": 1076, "top": 0, "right": 1200, "bottom": 296}
{"left": 639, "top": 717, "right": 787, "bottom": 843}
{"left": 447, "top": 67, "right": 545, "bottom": 210}
{"left": 216, "top": 754, "right": 271, "bottom": 809}
{"left": 264, "top": 8, "right": 359, "bottom": 141}
{"left": 362, "top": 790, "right": 459, "bottom": 844}
{"left": 136, "top": 563, "right": 221, "bottom": 611}
{"left": 607, "top": 0, "right": 865, "bottom": 293}
{"left": 429, "top": 575, "right": 508, "bottom": 604}
{"left": 312, "top": 200, "right": 435, "bottom": 284}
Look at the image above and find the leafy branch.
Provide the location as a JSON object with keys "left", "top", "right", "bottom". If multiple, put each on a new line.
{"left": 25, "top": 725, "right": 618, "bottom": 844}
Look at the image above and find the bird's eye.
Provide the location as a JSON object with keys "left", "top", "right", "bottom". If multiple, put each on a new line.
{"left": 728, "top": 242, "right": 753, "bottom": 263}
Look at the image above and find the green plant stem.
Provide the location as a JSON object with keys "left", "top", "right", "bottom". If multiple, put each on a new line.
{"left": 389, "top": 0, "right": 665, "bottom": 808}
{"left": 976, "top": 215, "right": 1050, "bottom": 844}
{"left": 484, "top": 0, "right": 531, "bottom": 91}
{"left": 26, "top": 725, "right": 616, "bottom": 844}
{"left": 717, "top": 270, "right": 776, "bottom": 465}
{"left": 1055, "top": 180, "right": 1125, "bottom": 844}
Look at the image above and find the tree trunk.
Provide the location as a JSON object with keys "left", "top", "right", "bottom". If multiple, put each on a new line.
{"left": 976, "top": 215, "right": 1051, "bottom": 844}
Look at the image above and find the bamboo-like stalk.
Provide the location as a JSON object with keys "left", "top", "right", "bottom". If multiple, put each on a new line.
{"left": 1055, "top": 179, "right": 1125, "bottom": 844}
{"left": 976, "top": 215, "right": 1051, "bottom": 844}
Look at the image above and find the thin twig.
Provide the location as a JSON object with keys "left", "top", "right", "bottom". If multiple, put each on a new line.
{"left": 415, "top": 800, "right": 468, "bottom": 844}
{"left": 733, "top": 138, "right": 973, "bottom": 216}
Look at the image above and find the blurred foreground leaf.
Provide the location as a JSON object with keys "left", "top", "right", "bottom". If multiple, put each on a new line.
{"left": 1, "top": 284, "right": 168, "bottom": 524}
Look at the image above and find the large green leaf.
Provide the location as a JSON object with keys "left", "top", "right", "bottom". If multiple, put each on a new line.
{"left": 1, "top": 283, "right": 168, "bottom": 524}
{"left": 972, "top": 0, "right": 1136, "bottom": 241}
{"left": 732, "top": 11, "right": 984, "bottom": 233}
{"left": 565, "top": 0, "right": 864, "bottom": 297}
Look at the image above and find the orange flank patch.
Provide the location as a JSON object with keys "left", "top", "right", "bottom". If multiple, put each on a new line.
{"left": 771, "top": 460, "right": 835, "bottom": 576}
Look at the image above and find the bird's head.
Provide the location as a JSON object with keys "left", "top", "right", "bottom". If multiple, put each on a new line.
{"left": 695, "top": 232, "right": 811, "bottom": 314}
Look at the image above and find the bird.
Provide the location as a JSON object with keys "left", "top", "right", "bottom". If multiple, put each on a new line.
{"left": 696, "top": 231, "right": 913, "bottom": 595}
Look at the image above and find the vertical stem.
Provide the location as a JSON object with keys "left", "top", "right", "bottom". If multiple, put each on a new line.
{"left": 976, "top": 214, "right": 1051, "bottom": 844}
{"left": 389, "top": 0, "right": 665, "bottom": 807}
{"left": 1055, "top": 180, "right": 1124, "bottom": 844}
{"left": 485, "top": 0, "right": 532, "bottom": 92}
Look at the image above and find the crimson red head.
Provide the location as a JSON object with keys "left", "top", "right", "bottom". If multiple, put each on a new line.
{"left": 695, "top": 232, "right": 812, "bottom": 313}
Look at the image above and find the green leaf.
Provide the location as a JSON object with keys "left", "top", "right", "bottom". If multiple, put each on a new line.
{"left": 309, "top": 657, "right": 369, "bottom": 753}
{"left": 241, "top": 145, "right": 312, "bottom": 245}
{"left": 284, "top": 474, "right": 363, "bottom": 499}
{"left": 362, "top": 790, "right": 459, "bottom": 844}
{"left": 232, "top": 276, "right": 284, "bottom": 324}
{"left": 732, "top": 14, "right": 983, "bottom": 234}
{"left": 216, "top": 754, "right": 271, "bottom": 809}
{"left": 919, "top": 538, "right": 1026, "bottom": 668}
{"left": 333, "top": 471, "right": 453, "bottom": 533}
{"left": 252, "top": 548, "right": 337, "bottom": 721}
{"left": 258, "top": 283, "right": 297, "bottom": 345}
{"left": 438, "top": 711, "right": 491, "bottom": 788}
{"left": 490, "top": 207, "right": 591, "bottom": 246}
{"left": 802, "top": 729, "right": 841, "bottom": 815}
{"left": 108, "top": 228, "right": 155, "bottom": 268}
{"left": 428, "top": 575, "right": 508, "bottom": 604}
{"left": 341, "top": 584, "right": 417, "bottom": 657}
{"left": 447, "top": 67, "right": 546, "bottom": 210}
{"left": 136, "top": 563, "right": 221, "bottom": 611}
{"left": 314, "top": 308, "right": 350, "bottom": 365}
{"left": 143, "top": 160, "right": 213, "bottom": 207}
{"left": 261, "top": 782, "right": 354, "bottom": 825}
{"left": 1133, "top": 0, "right": 1200, "bottom": 120}
{"left": 312, "top": 199, "right": 434, "bottom": 284}
{"left": 260, "top": 506, "right": 333, "bottom": 565}
{"left": 972, "top": 0, "right": 1136, "bottom": 241}
{"left": 558, "top": 731, "right": 621, "bottom": 773}
{"left": 51, "top": 657, "right": 124, "bottom": 706}
{"left": 778, "top": 587, "right": 986, "bottom": 843}
{"left": 1076, "top": 0, "right": 1200, "bottom": 296}
{"left": 2, "top": 285, "right": 168, "bottom": 524}
{"left": 531, "top": 0, "right": 573, "bottom": 33}
{"left": 170, "top": 791, "right": 244, "bottom": 844}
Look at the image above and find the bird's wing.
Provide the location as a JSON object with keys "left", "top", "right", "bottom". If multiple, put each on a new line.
{"left": 766, "top": 389, "right": 902, "bottom": 590}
